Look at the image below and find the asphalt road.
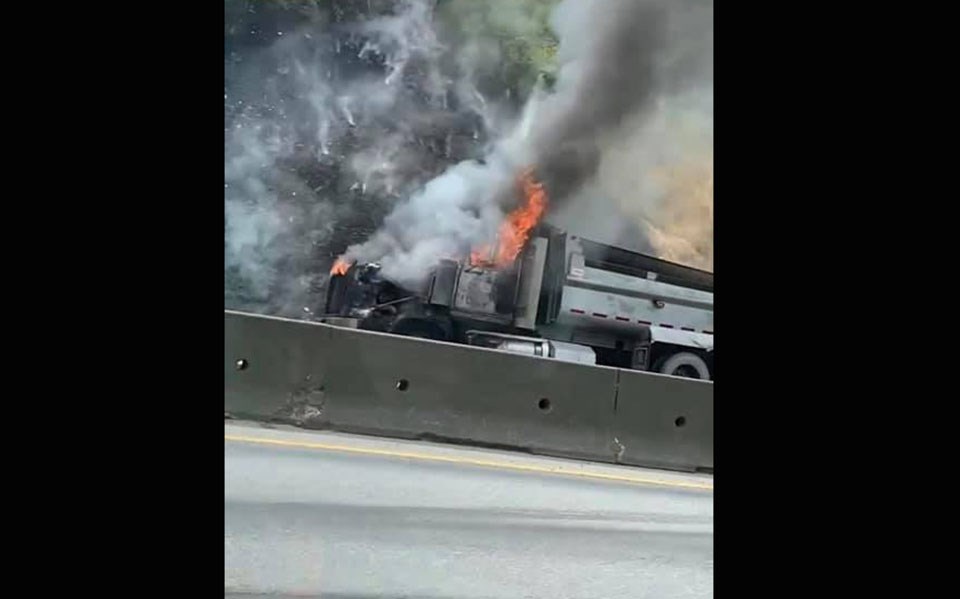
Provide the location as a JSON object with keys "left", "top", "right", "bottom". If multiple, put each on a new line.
{"left": 225, "top": 422, "right": 714, "bottom": 598}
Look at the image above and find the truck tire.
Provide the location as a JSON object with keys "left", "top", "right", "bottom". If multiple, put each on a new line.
{"left": 656, "top": 352, "right": 711, "bottom": 380}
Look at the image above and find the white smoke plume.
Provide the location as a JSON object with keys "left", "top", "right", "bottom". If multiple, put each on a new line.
{"left": 339, "top": 0, "right": 714, "bottom": 283}
{"left": 225, "top": 0, "right": 714, "bottom": 314}
{"left": 224, "top": 0, "right": 500, "bottom": 313}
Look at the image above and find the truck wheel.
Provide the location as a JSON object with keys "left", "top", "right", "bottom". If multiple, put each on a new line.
{"left": 656, "top": 352, "right": 711, "bottom": 380}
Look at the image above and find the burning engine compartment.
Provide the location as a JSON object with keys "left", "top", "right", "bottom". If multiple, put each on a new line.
{"left": 321, "top": 158, "right": 714, "bottom": 379}
{"left": 324, "top": 254, "right": 527, "bottom": 342}
{"left": 325, "top": 168, "right": 550, "bottom": 342}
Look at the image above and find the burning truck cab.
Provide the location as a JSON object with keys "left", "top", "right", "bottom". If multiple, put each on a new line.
{"left": 323, "top": 223, "right": 715, "bottom": 381}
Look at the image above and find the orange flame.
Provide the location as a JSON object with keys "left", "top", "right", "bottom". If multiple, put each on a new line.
{"left": 471, "top": 168, "right": 548, "bottom": 268}
{"left": 330, "top": 258, "right": 353, "bottom": 276}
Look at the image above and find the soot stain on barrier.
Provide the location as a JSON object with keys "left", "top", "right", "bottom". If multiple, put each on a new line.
{"left": 273, "top": 377, "right": 327, "bottom": 426}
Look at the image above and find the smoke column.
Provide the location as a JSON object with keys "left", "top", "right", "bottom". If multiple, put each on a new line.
{"left": 224, "top": 0, "right": 713, "bottom": 314}
{"left": 224, "top": 0, "right": 498, "bottom": 314}
{"left": 339, "top": 0, "right": 714, "bottom": 282}
{"left": 548, "top": 0, "right": 713, "bottom": 268}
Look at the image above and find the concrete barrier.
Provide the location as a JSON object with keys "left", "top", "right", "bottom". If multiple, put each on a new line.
{"left": 225, "top": 310, "right": 713, "bottom": 472}
{"left": 614, "top": 369, "right": 714, "bottom": 471}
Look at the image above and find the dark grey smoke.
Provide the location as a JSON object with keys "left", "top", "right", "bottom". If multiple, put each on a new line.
{"left": 225, "top": 0, "right": 714, "bottom": 306}
{"left": 532, "top": 0, "right": 666, "bottom": 202}
{"left": 567, "top": 0, "right": 713, "bottom": 267}
{"left": 341, "top": 0, "right": 712, "bottom": 282}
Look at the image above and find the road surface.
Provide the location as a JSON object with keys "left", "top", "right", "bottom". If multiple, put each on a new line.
{"left": 225, "top": 422, "right": 714, "bottom": 598}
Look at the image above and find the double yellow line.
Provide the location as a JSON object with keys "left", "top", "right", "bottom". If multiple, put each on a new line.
{"left": 225, "top": 433, "right": 713, "bottom": 491}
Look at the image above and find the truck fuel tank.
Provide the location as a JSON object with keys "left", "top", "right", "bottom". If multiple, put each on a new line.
{"left": 464, "top": 330, "right": 596, "bottom": 365}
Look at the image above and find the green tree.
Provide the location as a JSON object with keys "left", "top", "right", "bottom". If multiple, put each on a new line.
{"left": 437, "top": 0, "right": 559, "bottom": 101}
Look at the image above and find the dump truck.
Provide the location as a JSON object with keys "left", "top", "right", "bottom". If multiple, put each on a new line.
{"left": 323, "top": 225, "right": 714, "bottom": 380}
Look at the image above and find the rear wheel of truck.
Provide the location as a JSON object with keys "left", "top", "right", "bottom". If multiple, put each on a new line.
{"left": 656, "top": 352, "right": 711, "bottom": 380}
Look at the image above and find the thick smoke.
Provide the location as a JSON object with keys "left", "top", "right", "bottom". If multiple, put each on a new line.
{"left": 530, "top": 0, "right": 667, "bottom": 201}
{"left": 547, "top": 0, "right": 713, "bottom": 269}
{"left": 225, "top": 0, "right": 714, "bottom": 314}
{"left": 340, "top": 0, "right": 714, "bottom": 282}
{"left": 224, "top": 0, "right": 497, "bottom": 314}
{"left": 585, "top": 0, "right": 713, "bottom": 269}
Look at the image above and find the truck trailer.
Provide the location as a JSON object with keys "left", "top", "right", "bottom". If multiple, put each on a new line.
{"left": 323, "top": 225, "right": 714, "bottom": 380}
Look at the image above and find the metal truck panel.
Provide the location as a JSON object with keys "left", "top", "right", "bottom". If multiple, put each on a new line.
{"left": 550, "top": 340, "right": 598, "bottom": 365}
{"left": 453, "top": 267, "right": 499, "bottom": 314}
{"left": 648, "top": 327, "right": 714, "bottom": 351}
{"left": 465, "top": 330, "right": 597, "bottom": 365}
{"left": 466, "top": 330, "right": 550, "bottom": 358}
{"left": 567, "top": 266, "right": 714, "bottom": 310}
{"left": 556, "top": 286, "right": 714, "bottom": 337}
{"left": 574, "top": 235, "right": 714, "bottom": 293}
{"left": 427, "top": 260, "right": 459, "bottom": 307}
{"left": 513, "top": 237, "right": 548, "bottom": 330}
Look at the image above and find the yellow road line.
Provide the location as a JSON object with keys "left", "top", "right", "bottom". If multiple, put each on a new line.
{"left": 224, "top": 433, "right": 713, "bottom": 491}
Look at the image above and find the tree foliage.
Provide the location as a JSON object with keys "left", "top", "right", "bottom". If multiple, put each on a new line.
{"left": 225, "top": 0, "right": 560, "bottom": 102}
{"left": 436, "top": 0, "right": 559, "bottom": 100}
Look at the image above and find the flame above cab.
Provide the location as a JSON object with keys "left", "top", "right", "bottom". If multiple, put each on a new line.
{"left": 470, "top": 168, "right": 548, "bottom": 268}
{"left": 330, "top": 168, "right": 548, "bottom": 277}
{"left": 330, "top": 257, "right": 353, "bottom": 276}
